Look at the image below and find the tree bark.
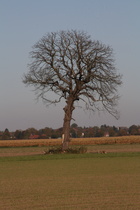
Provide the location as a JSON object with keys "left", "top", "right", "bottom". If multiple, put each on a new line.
{"left": 62, "top": 97, "right": 75, "bottom": 150}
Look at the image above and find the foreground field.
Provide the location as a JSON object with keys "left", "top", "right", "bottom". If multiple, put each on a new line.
{"left": 0, "top": 153, "right": 140, "bottom": 210}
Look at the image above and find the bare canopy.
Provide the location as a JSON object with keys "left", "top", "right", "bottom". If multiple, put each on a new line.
{"left": 23, "top": 30, "right": 122, "bottom": 150}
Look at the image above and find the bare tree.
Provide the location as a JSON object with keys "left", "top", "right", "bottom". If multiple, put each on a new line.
{"left": 23, "top": 30, "right": 122, "bottom": 150}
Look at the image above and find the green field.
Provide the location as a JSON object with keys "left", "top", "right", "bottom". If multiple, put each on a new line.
{"left": 0, "top": 152, "right": 140, "bottom": 210}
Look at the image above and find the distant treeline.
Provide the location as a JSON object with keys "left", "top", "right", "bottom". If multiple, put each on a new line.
{"left": 0, "top": 124, "right": 140, "bottom": 140}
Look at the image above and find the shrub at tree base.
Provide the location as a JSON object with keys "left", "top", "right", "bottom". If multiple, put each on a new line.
{"left": 44, "top": 146, "right": 87, "bottom": 154}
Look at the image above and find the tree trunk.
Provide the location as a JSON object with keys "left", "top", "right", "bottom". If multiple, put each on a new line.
{"left": 62, "top": 97, "right": 75, "bottom": 151}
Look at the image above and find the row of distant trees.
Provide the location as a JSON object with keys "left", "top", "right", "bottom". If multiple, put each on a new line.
{"left": 0, "top": 124, "right": 140, "bottom": 140}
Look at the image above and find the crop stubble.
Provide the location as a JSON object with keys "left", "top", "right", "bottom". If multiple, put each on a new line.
{"left": 0, "top": 155, "right": 140, "bottom": 209}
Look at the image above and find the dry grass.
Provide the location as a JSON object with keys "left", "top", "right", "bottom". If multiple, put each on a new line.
{"left": 0, "top": 138, "right": 61, "bottom": 147}
{"left": 70, "top": 135, "right": 140, "bottom": 146}
{"left": 0, "top": 135, "right": 140, "bottom": 147}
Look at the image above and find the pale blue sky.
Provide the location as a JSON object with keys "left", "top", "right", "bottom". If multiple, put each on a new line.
{"left": 0, "top": 0, "right": 140, "bottom": 131}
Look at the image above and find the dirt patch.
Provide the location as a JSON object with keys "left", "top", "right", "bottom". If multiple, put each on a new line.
{"left": 89, "top": 148, "right": 140, "bottom": 154}
{"left": 0, "top": 152, "right": 45, "bottom": 157}
{"left": 0, "top": 148, "right": 140, "bottom": 157}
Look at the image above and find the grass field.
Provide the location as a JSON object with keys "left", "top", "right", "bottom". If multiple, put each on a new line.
{"left": 0, "top": 152, "right": 140, "bottom": 210}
